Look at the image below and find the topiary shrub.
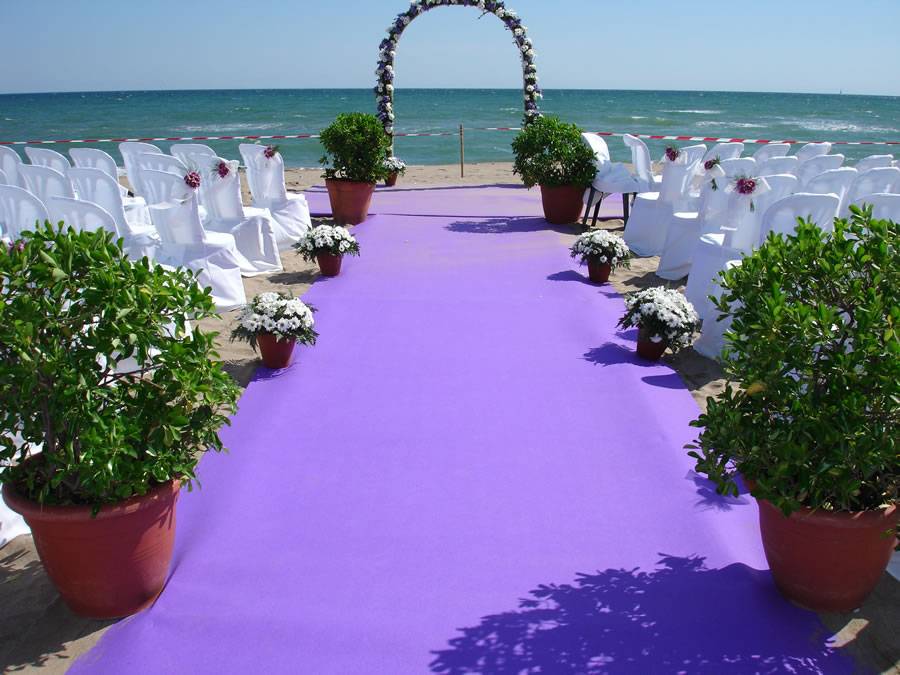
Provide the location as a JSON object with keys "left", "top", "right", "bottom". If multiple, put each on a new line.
{"left": 319, "top": 112, "right": 392, "bottom": 183}
{"left": 688, "top": 207, "right": 899, "bottom": 515}
{"left": 0, "top": 224, "right": 241, "bottom": 510}
{"left": 511, "top": 115, "right": 596, "bottom": 189}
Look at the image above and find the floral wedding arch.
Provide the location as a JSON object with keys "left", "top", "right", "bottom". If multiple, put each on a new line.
{"left": 375, "top": 0, "right": 542, "bottom": 137}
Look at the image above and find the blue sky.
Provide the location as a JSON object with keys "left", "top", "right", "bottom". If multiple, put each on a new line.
{"left": 1, "top": 0, "right": 899, "bottom": 96}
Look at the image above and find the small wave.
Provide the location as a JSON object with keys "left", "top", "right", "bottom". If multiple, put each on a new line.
{"left": 696, "top": 121, "right": 765, "bottom": 129}
{"left": 661, "top": 109, "right": 722, "bottom": 115}
{"left": 776, "top": 118, "right": 899, "bottom": 134}
{"left": 630, "top": 115, "right": 647, "bottom": 120}
{"left": 176, "top": 122, "right": 283, "bottom": 133}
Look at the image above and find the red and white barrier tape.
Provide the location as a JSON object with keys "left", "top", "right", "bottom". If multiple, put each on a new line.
{"left": 0, "top": 128, "right": 897, "bottom": 147}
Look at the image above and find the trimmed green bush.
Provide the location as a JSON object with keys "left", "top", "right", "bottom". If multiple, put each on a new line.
{"left": 688, "top": 208, "right": 899, "bottom": 515}
{"left": 319, "top": 112, "right": 392, "bottom": 183}
{"left": 511, "top": 116, "right": 596, "bottom": 189}
{"left": 0, "top": 225, "right": 240, "bottom": 509}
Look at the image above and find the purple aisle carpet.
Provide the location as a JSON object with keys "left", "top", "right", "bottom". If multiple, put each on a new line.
{"left": 73, "top": 186, "right": 855, "bottom": 674}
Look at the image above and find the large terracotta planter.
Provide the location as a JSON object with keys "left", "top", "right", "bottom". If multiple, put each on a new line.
{"left": 757, "top": 499, "right": 898, "bottom": 612}
{"left": 384, "top": 172, "right": 399, "bottom": 187}
{"left": 325, "top": 178, "right": 375, "bottom": 226}
{"left": 257, "top": 332, "right": 295, "bottom": 369}
{"left": 540, "top": 184, "right": 586, "bottom": 225}
{"left": 316, "top": 253, "right": 343, "bottom": 277}
{"left": 587, "top": 260, "right": 612, "bottom": 283}
{"left": 2, "top": 480, "right": 180, "bottom": 619}
{"left": 636, "top": 329, "right": 667, "bottom": 360}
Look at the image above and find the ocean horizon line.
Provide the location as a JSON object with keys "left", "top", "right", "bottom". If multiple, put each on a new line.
{"left": 2, "top": 87, "right": 899, "bottom": 100}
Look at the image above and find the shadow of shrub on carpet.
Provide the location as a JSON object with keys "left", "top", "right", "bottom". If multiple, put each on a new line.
{"left": 430, "top": 555, "right": 849, "bottom": 674}
{"left": 446, "top": 217, "right": 572, "bottom": 235}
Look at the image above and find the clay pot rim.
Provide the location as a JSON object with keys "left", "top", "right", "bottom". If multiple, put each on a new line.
{"left": 325, "top": 177, "right": 377, "bottom": 187}
{"left": 757, "top": 497, "right": 898, "bottom": 526}
{"left": 2, "top": 479, "right": 181, "bottom": 523}
{"left": 258, "top": 332, "right": 296, "bottom": 345}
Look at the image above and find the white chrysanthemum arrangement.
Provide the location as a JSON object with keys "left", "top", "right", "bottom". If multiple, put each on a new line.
{"left": 570, "top": 230, "right": 631, "bottom": 269}
{"left": 231, "top": 292, "right": 317, "bottom": 349}
{"left": 383, "top": 156, "right": 407, "bottom": 174}
{"left": 294, "top": 225, "right": 361, "bottom": 262}
{"left": 618, "top": 287, "right": 699, "bottom": 350}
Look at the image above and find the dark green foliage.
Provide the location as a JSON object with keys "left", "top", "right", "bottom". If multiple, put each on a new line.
{"left": 319, "top": 112, "right": 392, "bottom": 183}
{"left": 0, "top": 224, "right": 240, "bottom": 509}
{"left": 511, "top": 116, "right": 596, "bottom": 189}
{"left": 688, "top": 208, "right": 899, "bottom": 515}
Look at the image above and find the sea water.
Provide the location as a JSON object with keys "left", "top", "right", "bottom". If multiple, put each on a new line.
{"left": 0, "top": 88, "right": 897, "bottom": 167}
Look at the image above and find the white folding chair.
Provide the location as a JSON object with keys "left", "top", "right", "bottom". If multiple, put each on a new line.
{"left": 170, "top": 143, "right": 217, "bottom": 169}
{"left": 854, "top": 155, "right": 894, "bottom": 173}
{"left": 238, "top": 144, "right": 311, "bottom": 248}
{"left": 0, "top": 146, "right": 24, "bottom": 188}
{"left": 796, "top": 154, "right": 845, "bottom": 189}
{"left": 854, "top": 193, "right": 900, "bottom": 222}
{"left": 693, "top": 259, "right": 742, "bottom": 361}
{"left": 623, "top": 146, "right": 705, "bottom": 256}
{"left": 752, "top": 143, "right": 791, "bottom": 164}
{"left": 0, "top": 168, "right": 7, "bottom": 186}
{"left": 119, "top": 141, "right": 163, "bottom": 198}
{"left": 582, "top": 133, "right": 648, "bottom": 225}
{"left": 842, "top": 167, "right": 900, "bottom": 216}
{"left": 19, "top": 164, "right": 75, "bottom": 203}
{"left": 46, "top": 196, "right": 118, "bottom": 235}
{"left": 702, "top": 142, "right": 743, "bottom": 164}
{"left": 795, "top": 142, "right": 832, "bottom": 162}
{"left": 69, "top": 147, "right": 132, "bottom": 200}
{"left": 25, "top": 147, "right": 71, "bottom": 174}
{"left": 68, "top": 167, "right": 159, "bottom": 257}
{"left": 201, "top": 158, "right": 282, "bottom": 275}
{"left": 148, "top": 193, "right": 246, "bottom": 311}
{"left": 804, "top": 167, "right": 858, "bottom": 215}
{"left": 0, "top": 185, "right": 50, "bottom": 239}
{"left": 684, "top": 177, "right": 802, "bottom": 320}
{"left": 757, "top": 156, "right": 799, "bottom": 176}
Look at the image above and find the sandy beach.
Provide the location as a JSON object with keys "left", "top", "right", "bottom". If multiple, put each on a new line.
{"left": 1, "top": 164, "right": 897, "bottom": 674}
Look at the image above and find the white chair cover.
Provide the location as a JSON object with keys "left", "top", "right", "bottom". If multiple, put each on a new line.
{"left": 702, "top": 142, "right": 743, "bottom": 164}
{"left": 0, "top": 451, "right": 30, "bottom": 546}
{"left": 693, "top": 259, "right": 742, "bottom": 361}
{"left": 757, "top": 156, "right": 799, "bottom": 176}
{"left": 119, "top": 141, "right": 163, "bottom": 198}
{"left": 856, "top": 193, "right": 900, "bottom": 221}
{"left": 149, "top": 196, "right": 246, "bottom": 311}
{"left": 25, "top": 147, "right": 71, "bottom": 174}
{"left": 758, "top": 193, "right": 840, "bottom": 241}
{"left": 201, "top": 158, "right": 282, "bottom": 275}
{"left": 752, "top": 143, "right": 791, "bottom": 164}
{"left": 0, "top": 146, "right": 24, "bottom": 188}
{"left": 804, "top": 167, "right": 858, "bottom": 215}
{"left": 854, "top": 155, "right": 894, "bottom": 173}
{"left": 582, "top": 134, "right": 646, "bottom": 219}
{"left": 68, "top": 168, "right": 159, "bottom": 258}
{"left": 171, "top": 143, "right": 216, "bottom": 169}
{"left": 683, "top": 178, "right": 800, "bottom": 321}
{"left": 795, "top": 142, "right": 832, "bottom": 162}
{"left": 19, "top": 164, "right": 75, "bottom": 203}
{"left": 842, "top": 167, "right": 900, "bottom": 216}
{"left": 0, "top": 168, "right": 6, "bottom": 186}
{"left": 624, "top": 148, "right": 704, "bottom": 256}
{"left": 0, "top": 185, "right": 50, "bottom": 239}
{"left": 239, "top": 144, "right": 310, "bottom": 248}
{"left": 70, "top": 147, "right": 131, "bottom": 200}
{"left": 796, "top": 154, "right": 845, "bottom": 189}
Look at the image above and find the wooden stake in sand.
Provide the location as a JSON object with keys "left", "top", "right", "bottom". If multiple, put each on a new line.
{"left": 459, "top": 124, "right": 465, "bottom": 178}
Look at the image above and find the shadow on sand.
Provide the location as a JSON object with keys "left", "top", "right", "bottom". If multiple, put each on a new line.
{"left": 446, "top": 216, "right": 572, "bottom": 235}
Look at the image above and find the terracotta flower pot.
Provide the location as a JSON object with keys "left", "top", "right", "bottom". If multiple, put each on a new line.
{"left": 316, "top": 253, "right": 343, "bottom": 277}
{"left": 2, "top": 480, "right": 180, "bottom": 619}
{"left": 384, "top": 172, "right": 399, "bottom": 187}
{"left": 757, "top": 499, "right": 898, "bottom": 613}
{"left": 636, "top": 329, "right": 667, "bottom": 360}
{"left": 587, "top": 260, "right": 612, "bottom": 283}
{"left": 539, "top": 184, "right": 586, "bottom": 225}
{"left": 325, "top": 178, "right": 375, "bottom": 226}
{"left": 256, "top": 333, "right": 296, "bottom": 369}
